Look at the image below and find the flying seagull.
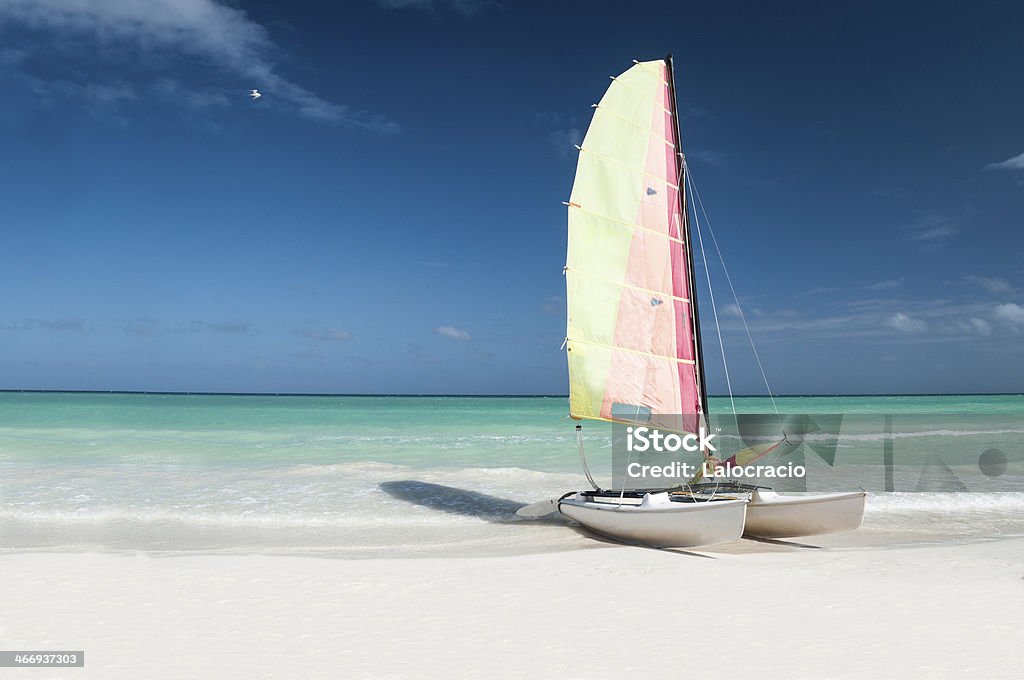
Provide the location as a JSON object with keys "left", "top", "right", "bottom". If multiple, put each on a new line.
{"left": 250, "top": 89, "right": 262, "bottom": 100}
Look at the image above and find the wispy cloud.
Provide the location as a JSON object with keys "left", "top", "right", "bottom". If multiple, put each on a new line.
{"left": 192, "top": 320, "right": 252, "bottom": 333}
{"left": 984, "top": 151, "right": 1024, "bottom": 171}
{"left": 684, "top": 106, "right": 715, "bottom": 121}
{"left": 714, "top": 296, "right": 1013, "bottom": 345}
{"left": 0, "top": 0, "right": 399, "bottom": 131}
{"left": 548, "top": 128, "right": 581, "bottom": 157}
{"left": 541, "top": 296, "right": 563, "bottom": 314}
{"left": 965, "top": 275, "right": 1014, "bottom": 295}
{"left": 293, "top": 324, "right": 353, "bottom": 341}
{"left": 407, "top": 342, "right": 439, "bottom": 364}
{"left": 152, "top": 78, "right": 228, "bottom": 111}
{"left": 26, "top": 317, "right": 84, "bottom": 331}
{"left": 435, "top": 325, "right": 471, "bottom": 341}
{"left": 122, "top": 318, "right": 254, "bottom": 335}
{"left": 3, "top": 318, "right": 86, "bottom": 331}
{"left": 39, "top": 80, "right": 136, "bottom": 105}
{"left": 123, "top": 318, "right": 162, "bottom": 337}
{"left": 796, "top": 286, "right": 840, "bottom": 297}
{"left": 905, "top": 214, "right": 957, "bottom": 244}
{"left": 29, "top": 78, "right": 137, "bottom": 123}
{"left": 867, "top": 278, "right": 904, "bottom": 291}
{"left": 0, "top": 47, "right": 27, "bottom": 65}
{"left": 954, "top": 317, "right": 992, "bottom": 336}
{"left": 884, "top": 312, "right": 927, "bottom": 334}
{"left": 689, "top": 149, "right": 729, "bottom": 167}
{"left": 374, "top": 0, "right": 494, "bottom": 15}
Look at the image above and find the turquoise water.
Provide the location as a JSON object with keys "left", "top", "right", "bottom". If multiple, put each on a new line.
{"left": 4, "top": 392, "right": 1023, "bottom": 467}
{"left": 2, "top": 392, "right": 1023, "bottom": 556}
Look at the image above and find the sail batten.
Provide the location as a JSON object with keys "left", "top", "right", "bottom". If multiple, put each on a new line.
{"left": 590, "top": 107, "right": 677, "bottom": 148}
{"left": 575, "top": 146, "right": 680, "bottom": 187}
{"left": 566, "top": 338, "right": 696, "bottom": 365}
{"left": 608, "top": 78, "right": 673, "bottom": 114}
{"left": 565, "top": 58, "right": 703, "bottom": 431}
{"left": 566, "top": 268, "right": 690, "bottom": 305}
{"left": 567, "top": 205, "right": 687, "bottom": 245}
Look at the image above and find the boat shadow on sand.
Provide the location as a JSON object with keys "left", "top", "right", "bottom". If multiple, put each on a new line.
{"left": 378, "top": 480, "right": 719, "bottom": 558}
{"left": 378, "top": 480, "right": 563, "bottom": 526}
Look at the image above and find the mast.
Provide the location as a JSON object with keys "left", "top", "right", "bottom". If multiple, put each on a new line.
{"left": 665, "top": 53, "right": 709, "bottom": 420}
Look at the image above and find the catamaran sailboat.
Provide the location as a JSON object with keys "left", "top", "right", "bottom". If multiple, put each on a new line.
{"left": 519, "top": 55, "right": 864, "bottom": 546}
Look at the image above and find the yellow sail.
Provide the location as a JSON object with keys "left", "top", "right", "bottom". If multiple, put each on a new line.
{"left": 566, "top": 59, "right": 702, "bottom": 431}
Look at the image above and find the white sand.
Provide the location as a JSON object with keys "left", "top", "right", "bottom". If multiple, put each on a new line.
{"left": 2, "top": 536, "right": 1023, "bottom": 679}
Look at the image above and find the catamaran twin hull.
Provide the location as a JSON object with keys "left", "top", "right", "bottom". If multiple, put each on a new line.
{"left": 558, "top": 492, "right": 748, "bottom": 547}
{"left": 556, "top": 488, "right": 867, "bottom": 547}
{"left": 742, "top": 488, "right": 867, "bottom": 539}
{"left": 677, "top": 483, "right": 867, "bottom": 539}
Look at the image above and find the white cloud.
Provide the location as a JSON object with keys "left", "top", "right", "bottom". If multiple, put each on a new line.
{"left": 905, "top": 214, "right": 957, "bottom": 244}
{"left": 435, "top": 325, "right": 471, "bottom": 341}
{"left": 548, "top": 128, "right": 581, "bottom": 157}
{"left": 867, "top": 278, "right": 904, "bottom": 291}
{"left": 719, "top": 303, "right": 741, "bottom": 317}
{"left": 796, "top": 286, "right": 839, "bottom": 297}
{"left": 0, "top": 0, "right": 399, "bottom": 131}
{"left": 713, "top": 297, "right": 1016, "bottom": 347}
{"left": 884, "top": 312, "right": 927, "bottom": 333}
{"left": 957, "top": 317, "right": 992, "bottom": 336}
{"left": 985, "top": 151, "right": 1024, "bottom": 171}
{"left": 994, "top": 303, "right": 1024, "bottom": 326}
{"left": 964, "top": 275, "right": 1013, "bottom": 295}
{"left": 913, "top": 224, "right": 957, "bottom": 242}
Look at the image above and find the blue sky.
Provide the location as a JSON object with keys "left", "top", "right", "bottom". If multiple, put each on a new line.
{"left": 1, "top": 0, "right": 1023, "bottom": 395}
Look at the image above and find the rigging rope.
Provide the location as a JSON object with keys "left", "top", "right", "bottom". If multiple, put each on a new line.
{"left": 686, "top": 166, "right": 791, "bottom": 471}
{"left": 686, "top": 169, "right": 736, "bottom": 419}
{"left": 687, "top": 168, "right": 781, "bottom": 419}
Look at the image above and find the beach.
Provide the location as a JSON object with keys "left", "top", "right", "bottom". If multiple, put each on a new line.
{"left": 2, "top": 393, "right": 1023, "bottom": 677}
{"left": 3, "top": 533, "right": 1023, "bottom": 679}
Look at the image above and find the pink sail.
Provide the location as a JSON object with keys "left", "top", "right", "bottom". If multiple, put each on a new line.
{"left": 565, "top": 59, "right": 703, "bottom": 432}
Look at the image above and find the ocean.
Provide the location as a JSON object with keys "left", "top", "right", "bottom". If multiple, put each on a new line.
{"left": 2, "top": 392, "right": 1023, "bottom": 557}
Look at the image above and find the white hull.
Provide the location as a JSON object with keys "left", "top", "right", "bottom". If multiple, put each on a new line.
{"left": 743, "top": 489, "right": 866, "bottom": 539}
{"left": 558, "top": 492, "right": 748, "bottom": 548}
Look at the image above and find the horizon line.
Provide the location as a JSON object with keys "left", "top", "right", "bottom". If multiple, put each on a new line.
{"left": 2, "top": 389, "right": 1023, "bottom": 398}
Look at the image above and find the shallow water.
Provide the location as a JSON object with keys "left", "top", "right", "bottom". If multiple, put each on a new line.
{"left": 2, "top": 392, "right": 1023, "bottom": 556}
